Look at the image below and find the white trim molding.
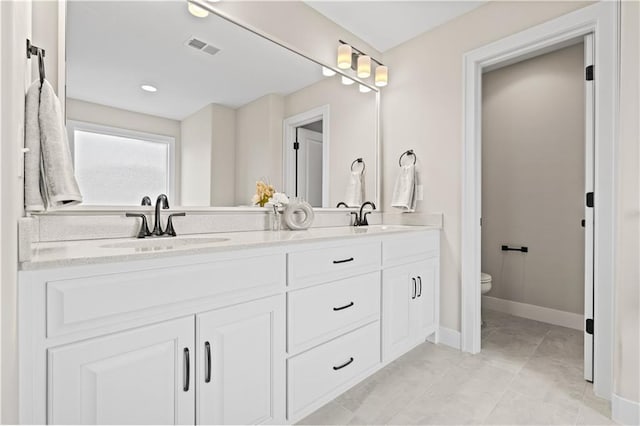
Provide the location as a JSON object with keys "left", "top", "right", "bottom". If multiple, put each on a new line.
{"left": 461, "top": 1, "right": 618, "bottom": 402}
{"left": 428, "top": 326, "right": 461, "bottom": 350}
{"left": 482, "top": 296, "right": 583, "bottom": 331}
{"left": 612, "top": 394, "right": 640, "bottom": 426}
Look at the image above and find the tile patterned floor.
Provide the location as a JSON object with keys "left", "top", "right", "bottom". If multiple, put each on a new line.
{"left": 298, "top": 309, "right": 615, "bottom": 425}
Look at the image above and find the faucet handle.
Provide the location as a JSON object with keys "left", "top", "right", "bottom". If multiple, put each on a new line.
{"left": 350, "top": 212, "right": 360, "bottom": 227}
{"left": 362, "top": 211, "right": 372, "bottom": 226}
{"left": 165, "top": 212, "right": 186, "bottom": 237}
{"left": 126, "top": 213, "right": 152, "bottom": 238}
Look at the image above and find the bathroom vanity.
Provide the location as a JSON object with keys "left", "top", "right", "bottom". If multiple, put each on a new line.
{"left": 18, "top": 226, "right": 440, "bottom": 424}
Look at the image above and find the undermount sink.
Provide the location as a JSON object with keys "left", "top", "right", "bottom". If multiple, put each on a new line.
{"left": 100, "top": 237, "right": 230, "bottom": 250}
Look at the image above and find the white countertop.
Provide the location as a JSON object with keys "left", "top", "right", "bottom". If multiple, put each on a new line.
{"left": 21, "top": 225, "right": 440, "bottom": 271}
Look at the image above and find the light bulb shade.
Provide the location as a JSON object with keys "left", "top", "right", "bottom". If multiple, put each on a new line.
{"left": 188, "top": 2, "right": 209, "bottom": 18}
{"left": 322, "top": 66, "right": 336, "bottom": 77}
{"left": 357, "top": 55, "right": 371, "bottom": 78}
{"left": 341, "top": 76, "right": 355, "bottom": 85}
{"left": 375, "top": 65, "right": 389, "bottom": 87}
{"left": 337, "top": 44, "right": 352, "bottom": 69}
{"left": 359, "top": 84, "right": 372, "bottom": 93}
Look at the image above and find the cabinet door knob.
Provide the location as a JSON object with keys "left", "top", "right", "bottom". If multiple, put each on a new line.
{"left": 333, "top": 301, "right": 354, "bottom": 311}
{"left": 183, "top": 348, "right": 190, "bottom": 392}
{"left": 417, "top": 276, "right": 422, "bottom": 298}
{"left": 333, "top": 257, "right": 354, "bottom": 264}
{"left": 204, "top": 342, "right": 212, "bottom": 383}
{"left": 333, "top": 357, "right": 354, "bottom": 371}
{"left": 411, "top": 277, "right": 417, "bottom": 299}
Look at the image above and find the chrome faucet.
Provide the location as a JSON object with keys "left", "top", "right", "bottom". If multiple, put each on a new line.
{"left": 152, "top": 194, "right": 170, "bottom": 236}
{"left": 352, "top": 201, "right": 376, "bottom": 226}
{"left": 141, "top": 196, "right": 152, "bottom": 206}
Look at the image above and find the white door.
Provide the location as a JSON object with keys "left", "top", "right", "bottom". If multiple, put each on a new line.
{"left": 48, "top": 317, "right": 195, "bottom": 425}
{"left": 382, "top": 264, "right": 414, "bottom": 362}
{"left": 583, "top": 33, "right": 595, "bottom": 382}
{"left": 296, "top": 128, "right": 323, "bottom": 207}
{"left": 197, "top": 296, "right": 285, "bottom": 425}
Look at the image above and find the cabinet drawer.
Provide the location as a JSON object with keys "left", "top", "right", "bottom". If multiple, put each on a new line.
{"left": 46, "top": 254, "right": 285, "bottom": 338}
{"left": 287, "top": 321, "right": 380, "bottom": 420}
{"left": 288, "top": 272, "right": 380, "bottom": 354}
{"left": 383, "top": 231, "right": 439, "bottom": 267}
{"left": 288, "top": 241, "right": 380, "bottom": 288}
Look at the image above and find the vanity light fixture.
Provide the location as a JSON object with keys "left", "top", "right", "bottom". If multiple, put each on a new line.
{"left": 187, "top": 1, "right": 209, "bottom": 18}
{"left": 375, "top": 65, "right": 389, "bottom": 87}
{"left": 341, "top": 76, "right": 355, "bottom": 86}
{"left": 357, "top": 55, "right": 371, "bottom": 78}
{"left": 337, "top": 44, "right": 352, "bottom": 69}
{"left": 338, "top": 40, "right": 387, "bottom": 87}
{"left": 141, "top": 84, "right": 157, "bottom": 93}
{"left": 322, "top": 66, "right": 336, "bottom": 77}
{"left": 358, "top": 84, "right": 371, "bottom": 93}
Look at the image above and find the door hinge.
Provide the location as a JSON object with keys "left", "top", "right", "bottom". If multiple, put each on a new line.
{"left": 586, "top": 318, "right": 594, "bottom": 335}
{"left": 586, "top": 192, "right": 594, "bottom": 208}
{"left": 293, "top": 142, "right": 299, "bottom": 150}
{"left": 585, "top": 65, "right": 594, "bottom": 81}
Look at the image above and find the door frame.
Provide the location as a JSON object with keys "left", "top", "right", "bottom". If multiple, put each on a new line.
{"left": 282, "top": 105, "right": 330, "bottom": 207}
{"left": 461, "top": 1, "right": 618, "bottom": 401}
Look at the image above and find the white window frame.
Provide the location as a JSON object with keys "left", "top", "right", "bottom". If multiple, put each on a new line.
{"left": 67, "top": 120, "right": 176, "bottom": 204}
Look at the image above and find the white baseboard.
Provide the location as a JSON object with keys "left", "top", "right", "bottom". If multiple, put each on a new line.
{"left": 612, "top": 393, "right": 640, "bottom": 425}
{"left": 429, "top": 326, "right": 461, "bottom": 350}
{"left": 482, "top": 296, "right": 583, "bottom": 330}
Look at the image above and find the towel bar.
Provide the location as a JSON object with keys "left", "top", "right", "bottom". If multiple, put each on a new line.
{"left": 350, "top": 158, "right": 365, "bottom": 174}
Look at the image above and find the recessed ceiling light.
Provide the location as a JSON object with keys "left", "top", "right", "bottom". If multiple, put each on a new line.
{"left": 141, "top": 84, "right": 157, "bottom": 93}
{"left": 188, "top": 1, "right": 209, "bottom": 18}
{"left": 322, "top": 66, "right": 336, "bottom": 77}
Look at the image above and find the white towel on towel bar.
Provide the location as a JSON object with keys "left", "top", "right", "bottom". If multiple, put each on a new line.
{"left": 24, "top": 80, "right": 82, "bottom": 211}
{"left": 391, "top": 164, "right": 417, "bottom": 212}
{"left": 344, "top": 170, "right": 364, "bottom": 207}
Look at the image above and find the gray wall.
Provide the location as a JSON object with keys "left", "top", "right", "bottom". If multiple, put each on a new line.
{"left": 481, "top": 43, "right": 585, "bottom": 314}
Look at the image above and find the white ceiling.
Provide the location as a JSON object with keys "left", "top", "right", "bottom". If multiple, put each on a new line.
{"left": 66, "top": 1, "right": 323, "bottom": 120}
{"left": 305, "top": 1, "right": 486, "bottom": 52}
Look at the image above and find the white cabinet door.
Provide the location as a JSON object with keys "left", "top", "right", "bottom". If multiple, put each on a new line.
{"left": 411, "top": 258, "right": 439, "bottom": 337}
{"left": 382, "top": 264, "right": 414, "bottom": 361}
{"left": 48, "top": 316, "right": 195, "bottom": 425}
{"left": 197, "top": 296, "right": 285, "bottom": 425}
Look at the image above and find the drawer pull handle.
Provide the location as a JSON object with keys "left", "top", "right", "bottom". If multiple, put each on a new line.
{"left": 411, "top": 278, "right": 417, "bottom": 299}
{"left": 333, "top": 257, "right": 354, "bottom": 264}
{"left": 333, "top": 357, "right": 354, "bottom": 371}
{"left": 183, "top": 348, "right": 190, "bottom": 392}
{"left": 417, "top": 276, "right": 422, "bottom": 298}
{"left": 204, "top": 342, "right": 212, "bottom": 383}
{"left": 333, "top": 302, "right": 354, "bottom": 311}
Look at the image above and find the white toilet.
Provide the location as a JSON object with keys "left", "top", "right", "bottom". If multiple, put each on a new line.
{"left": 481, "top": 272, "right": 492, "bottom": 294}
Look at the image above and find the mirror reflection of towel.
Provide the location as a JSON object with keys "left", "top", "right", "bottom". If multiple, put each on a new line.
{"left": 391, "top": 164, "right": 416, "bottom": 212}
{"left": 344, "top": 171, "right": 364, "bottom": 207}
{"left": 24, "top": 80, "right": 82, "bottom": 211}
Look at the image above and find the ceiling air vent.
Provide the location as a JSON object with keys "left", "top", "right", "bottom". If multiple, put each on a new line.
{"left": 185, "top": 36, "right": 220, "bottom": 57}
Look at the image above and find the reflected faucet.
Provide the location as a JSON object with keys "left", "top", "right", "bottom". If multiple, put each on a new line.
{"left": 336, "top": 202, "right": 349, "bottom": 208}
{"left": 152, "top": 194, "right": 170, "bottom": 236}
{"left": 141, "top": 196, "right": 152, "bottom": 206}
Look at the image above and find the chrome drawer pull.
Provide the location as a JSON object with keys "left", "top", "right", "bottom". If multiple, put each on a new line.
{"left": 333, "top": 357, "right": 354, "bottom": 371}
{"left": 183, "top": 348, "right": 190, "bottom": 392}
{"left": 333, "top": 257, "right": 354, "bottom": 264}
{"left": 333, "top": 302, "right": 354, "bottom": 311}
{"left": 204, "top": 342, "right": 212, "bottom": 383}
{"left": 417, "top": 276, "right": 422, "bottom": 298}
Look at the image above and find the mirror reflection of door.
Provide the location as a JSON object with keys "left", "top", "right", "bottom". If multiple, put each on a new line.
{"left": 295, "top": 121, "right": 323, "bottom": 207}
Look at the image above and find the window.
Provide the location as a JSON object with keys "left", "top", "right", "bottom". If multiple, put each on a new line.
{"left": 68, "top": 121, "right": 175, "bottom": 206}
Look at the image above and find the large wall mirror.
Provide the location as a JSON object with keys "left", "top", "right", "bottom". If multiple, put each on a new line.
{"left": 65, "top": 1, "right": 378, "bottom": 209}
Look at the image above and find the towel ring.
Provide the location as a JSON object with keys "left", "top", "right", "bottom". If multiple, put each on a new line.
{"left": 399, "top": 149, "right": 417, "bottom": 167}
{"left": 350, "top": 158, "right": 365, "bottom": 174}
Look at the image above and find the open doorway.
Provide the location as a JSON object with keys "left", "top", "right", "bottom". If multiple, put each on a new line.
{"left": 479, "top": 39, "right": 594, "bottom": 381}
{"left": 461, "top": 2, "right": 618, "bottom": 399}
{"left": 283, "top": 105, "right": 329, "bottom": 207}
